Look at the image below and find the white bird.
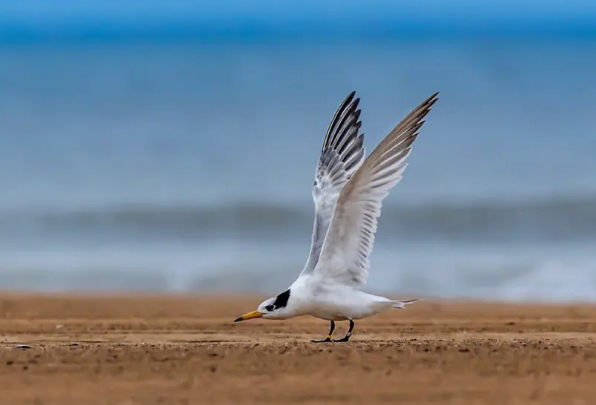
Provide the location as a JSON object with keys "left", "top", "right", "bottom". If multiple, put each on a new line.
{"left": 235, "top": 91, "right": 438, "bottom": 342}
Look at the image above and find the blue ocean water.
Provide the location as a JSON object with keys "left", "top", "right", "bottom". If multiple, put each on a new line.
{"left": 1, "top": 39, "right": 596, "bottom": 300}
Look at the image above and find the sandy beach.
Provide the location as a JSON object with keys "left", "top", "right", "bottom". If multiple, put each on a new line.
{"left": 0, "top": 294, "right": 595, "bottom": 404}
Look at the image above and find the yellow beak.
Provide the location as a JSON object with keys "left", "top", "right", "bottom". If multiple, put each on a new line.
{"left": 234, "top": 310, "right": 264, "bottom": 322}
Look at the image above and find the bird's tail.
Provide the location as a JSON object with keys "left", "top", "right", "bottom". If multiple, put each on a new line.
{"left": 391, "top": 299, "right": 421, "bottom": 309}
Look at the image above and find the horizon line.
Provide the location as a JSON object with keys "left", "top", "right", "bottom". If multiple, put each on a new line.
{"left": 0, "top": 22, "right": 595, "bottom": 43}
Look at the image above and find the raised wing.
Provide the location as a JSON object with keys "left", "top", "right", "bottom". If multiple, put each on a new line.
{"left": 300, "top": 91, "right": 366, "bottom": 276}
{"left": 314, "top": 93, "right": 439, "bottom": 287}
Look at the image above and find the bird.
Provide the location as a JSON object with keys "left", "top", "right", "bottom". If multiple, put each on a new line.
{"left": 235, "top": 91, "right": 439, "bottom": 343}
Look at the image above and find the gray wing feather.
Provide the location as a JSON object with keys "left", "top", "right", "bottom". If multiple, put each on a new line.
{"left": 315, "top": 93, "right": 439, "bottom": 287}
{"left": 300, "top": 92, "right": 366, "bottom": 276}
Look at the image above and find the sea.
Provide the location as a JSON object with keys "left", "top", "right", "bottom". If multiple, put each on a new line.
{"left": 1, "top": 38, "right": 596, "bottom": 301}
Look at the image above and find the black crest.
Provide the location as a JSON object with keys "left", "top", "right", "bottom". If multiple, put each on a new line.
{"left": 266, "top": 289, "right": 291, "bottom": 312}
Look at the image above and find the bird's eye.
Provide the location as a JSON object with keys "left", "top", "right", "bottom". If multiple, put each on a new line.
{"left": 265, "top": 305, "right": 275, "bottom": 312}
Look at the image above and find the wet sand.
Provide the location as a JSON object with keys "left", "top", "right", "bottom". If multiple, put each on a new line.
{"left": 1, "top": 294, "right": 596, "bottom": 404}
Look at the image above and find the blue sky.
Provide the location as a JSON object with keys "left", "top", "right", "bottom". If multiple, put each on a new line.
{"left": 0, "top": 0, "right": 595, "bottom": 36}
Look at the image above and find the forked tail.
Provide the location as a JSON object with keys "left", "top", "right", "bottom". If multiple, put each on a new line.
{"left": 391, "top": 299, "right": 421, "bottom": 309}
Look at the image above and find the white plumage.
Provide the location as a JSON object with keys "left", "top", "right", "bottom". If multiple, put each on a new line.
{"left": 236, "top": 91, "right": 438, "bottom": 342}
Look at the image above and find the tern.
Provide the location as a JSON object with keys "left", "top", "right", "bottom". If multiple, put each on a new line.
{"left": 235, "top": 91, "right": 438, "bottom": 342}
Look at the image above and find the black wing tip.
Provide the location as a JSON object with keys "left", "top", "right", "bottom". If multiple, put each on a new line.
{"left": 322, "top": 91, "right": 360, "bottom": 151}
{"left": 413, "top": 92, "right": 440, "bottom": 119}
{"left": 340, "top": 91, "right": 357, "bottom": 110}
{"left": 426, "top": 92, "right": 440, "bottom": 107}
{"left": 353, "top": 108, "right": 362, "bottom": 121}
{"left": 342, "top": 93, "right": 360, "bottom": 117}
{"left": 324, "top": 95, "right": 363, "bottom": 152}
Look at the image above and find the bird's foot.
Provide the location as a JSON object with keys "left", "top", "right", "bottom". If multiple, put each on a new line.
{"left": 311, "top": 336, "right": 332, "bottom": 343}
{"left": 332, "top": 333, "right": 352, "bottom": 343}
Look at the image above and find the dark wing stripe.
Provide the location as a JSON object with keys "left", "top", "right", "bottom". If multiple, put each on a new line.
{"left": 344, "top": 147, "right": 365, "bottom": 172}
{"left": 322, "top": 91, "right": 356, "bottom": 151}
{"left": 327, "top": 99, "right": 360, "bottom": 151}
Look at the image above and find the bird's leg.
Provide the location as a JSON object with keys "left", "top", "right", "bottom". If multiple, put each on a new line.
{"left": 311, "top": 321, "right": 335, "bottom": 343}
{"left": 333, "top": 320, "right": 355, "bottom": 343}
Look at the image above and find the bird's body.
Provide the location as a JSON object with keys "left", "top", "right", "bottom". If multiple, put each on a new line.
{"left": 277, "top": 275, "right": 409, "bottom": 321}
{"left": 281, "top": 275, "right": 398, "bottom": 321}
{"left": 235, "top": 91, "right": 438, "bottom": 342}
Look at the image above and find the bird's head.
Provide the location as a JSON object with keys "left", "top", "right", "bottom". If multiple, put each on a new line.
{"left": 234, "top": 289, "right": 293, "bottom": 322}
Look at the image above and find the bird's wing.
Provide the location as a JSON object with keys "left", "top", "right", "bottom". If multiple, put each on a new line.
{"left": 300, "top": 91, "right": 366, "bottom": 276}
{"left": 313, "top": 93, "right": 439, "bottom": 288}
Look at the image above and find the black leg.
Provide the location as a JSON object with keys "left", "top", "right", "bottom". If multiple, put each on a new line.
{"left": 311, "top": 321, "right": 335, "bottom": 343}
{"left": 333, "top": 320, "right": 354, "bottom": 343}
